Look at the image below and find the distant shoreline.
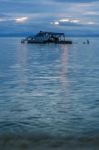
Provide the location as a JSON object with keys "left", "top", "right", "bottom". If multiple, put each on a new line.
{"left": 0, "top": 35, "right": 99, "bottom": 38}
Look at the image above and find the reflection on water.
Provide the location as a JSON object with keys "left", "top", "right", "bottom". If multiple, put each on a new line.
{"left": 0, "top": 38, "right": 99, "bottom": 149}
{"left": 59, "top": 45, "right": 69, "bottom": 95}
{"left": 16, "top": 43, "right": 28, "bottom": 87}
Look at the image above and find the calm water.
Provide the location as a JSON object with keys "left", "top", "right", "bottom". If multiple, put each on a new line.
{"left": 0, "top": 37, "right": 99, "bottom": 149}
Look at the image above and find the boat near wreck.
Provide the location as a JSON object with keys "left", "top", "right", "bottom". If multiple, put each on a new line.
{"left": 21, "top": 31, "right": 72, "bottom": 44}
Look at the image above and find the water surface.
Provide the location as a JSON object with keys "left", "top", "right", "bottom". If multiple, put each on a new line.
{"left": 0, "top": 37, "right": 99, "bottom": 149}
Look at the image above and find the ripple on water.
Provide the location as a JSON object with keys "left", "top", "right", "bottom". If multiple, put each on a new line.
{"left": 0, "top": 38, "right": 99, "bottom": 149}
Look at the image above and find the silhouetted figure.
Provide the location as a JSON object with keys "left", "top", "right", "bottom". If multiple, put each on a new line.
{"left": 83, "top": 40, "right": 90, "bottom": 44}
{"left": 87, "top": 40, "right": 89, "bottom": 44}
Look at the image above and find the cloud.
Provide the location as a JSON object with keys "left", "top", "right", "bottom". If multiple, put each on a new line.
{"left": 84, "top": 11, "right": 99, "bottom": 15}
{"left": 51, "top": 18, "right": 97, "bottom": 27}
{"left": 0, "top": 0, "right": 99, "bottom": 35}
{"left": 0, "top": 15, "right": 29, "bottom": 24}
{"left": 52, "top": 0, "right": 98, "bottom": 3}
{"left": 15, "top": 17, "right": 28, "bottom": 23}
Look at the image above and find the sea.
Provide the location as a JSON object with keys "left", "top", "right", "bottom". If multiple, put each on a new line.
{"left": 0, "top": 37, "right": 99, "bottom": 150}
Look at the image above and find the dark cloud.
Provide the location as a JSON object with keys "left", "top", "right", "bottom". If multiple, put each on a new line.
{"left": 0, "top": 1, "right": 61, "bottom": 14}
{"left": 0, "top": 0, "right": 99, "bottom": 35}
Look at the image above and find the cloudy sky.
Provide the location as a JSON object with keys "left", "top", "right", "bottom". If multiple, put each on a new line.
{"left": 0, "top": 0, "right": 99, "bottom": 35}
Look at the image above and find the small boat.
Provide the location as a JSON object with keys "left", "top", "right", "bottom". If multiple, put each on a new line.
{"left": 21, "top": 31, "right": 72, "bottom": 44}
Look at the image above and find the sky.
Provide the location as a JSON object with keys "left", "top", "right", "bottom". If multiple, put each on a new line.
{"left": 0, "top": 0, "right": 99, "bottom": 36}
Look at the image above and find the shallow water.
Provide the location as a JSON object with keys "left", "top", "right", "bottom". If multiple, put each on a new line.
{"left": 0, "top": 37, "right": 99, "bottom": 149}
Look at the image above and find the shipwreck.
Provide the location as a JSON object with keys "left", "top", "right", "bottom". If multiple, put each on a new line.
{"left": 21, "top": 31, "right": 72, "bottom": 44}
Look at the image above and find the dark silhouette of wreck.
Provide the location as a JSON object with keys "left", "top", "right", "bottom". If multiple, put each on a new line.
{"left": 21, "top": 31, "right": 72, "bottom": 44}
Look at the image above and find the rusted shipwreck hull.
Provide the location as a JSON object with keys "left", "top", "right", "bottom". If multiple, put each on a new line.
{"left": 21, "top": 31, "right": 72, "bottom": 44}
